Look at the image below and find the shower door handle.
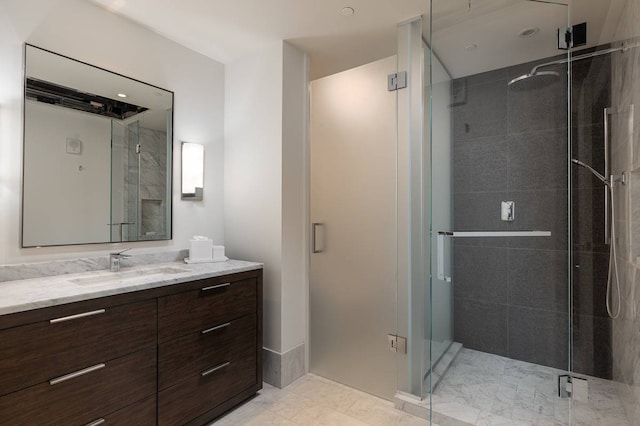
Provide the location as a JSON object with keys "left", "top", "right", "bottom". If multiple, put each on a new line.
{"left": 312, "top": 223, "right": 324, "bottom": 253}
{"left": 437, "top": 233, "right": 452, "bottom": 283}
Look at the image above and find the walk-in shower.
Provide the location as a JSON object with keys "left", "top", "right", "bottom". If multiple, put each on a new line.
{"left": 393, "top": 1, "right": 640, "bottom": 425}
{"left": 309, "top": 1, "right": 639, "bottom": 424}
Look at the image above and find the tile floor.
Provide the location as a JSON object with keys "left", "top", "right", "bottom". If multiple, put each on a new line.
{"left": 211, "top": 374, "right": 436, "bottom": 426}
{"left": 430, "top": 348, "right": 630, "bottom": 426}
{"left": 210, "top": 350, "right": 631, "bottom": 426}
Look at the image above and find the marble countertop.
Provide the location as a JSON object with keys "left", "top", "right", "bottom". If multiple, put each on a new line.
{"left": 0, "top": 259, "right": 262, "bottom": 316}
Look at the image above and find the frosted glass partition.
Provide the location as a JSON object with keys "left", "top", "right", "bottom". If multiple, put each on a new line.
{"left": 309, "top": 56, "right": 398, "bottom": 400}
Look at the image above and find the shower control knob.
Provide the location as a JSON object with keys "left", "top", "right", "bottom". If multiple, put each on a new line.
{"left": 501, "top": 201, "right": 515, "bottom": 222}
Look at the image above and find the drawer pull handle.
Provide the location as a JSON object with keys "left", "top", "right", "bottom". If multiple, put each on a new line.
{"left": 201, "top": 283, "right": 231, "bottom": 292}
{"left": 201, "top": 322, "right": 231, "bottom": 335}
{"left": 50, "top": 309, "right": 106, "bottom": 324}
{"left": 201, "top": 361, "right": 230, "bottom": 377}
{"left": 85, "top": 419, "right": 106, "bottom": 426}
{"left": 49, "top": 363, "right": 106, "bottom": 385}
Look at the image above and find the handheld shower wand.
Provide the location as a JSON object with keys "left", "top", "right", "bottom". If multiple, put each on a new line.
{"left": 571, "top": 158, "right": 622, "bottom": 319}
{"left": 571, "top": 158, "right": 610, "bottom": 186}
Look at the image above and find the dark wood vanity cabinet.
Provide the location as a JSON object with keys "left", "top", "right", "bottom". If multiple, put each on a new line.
{"left": 157, "top": 273, "right": 262, "bottom": 425}
{"left": 0, "top": 268, "right": 263, "bottom": 425}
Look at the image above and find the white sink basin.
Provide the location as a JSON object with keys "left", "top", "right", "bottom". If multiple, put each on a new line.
{"left": 69, "top": 266, "right": 189, "bottom": 285}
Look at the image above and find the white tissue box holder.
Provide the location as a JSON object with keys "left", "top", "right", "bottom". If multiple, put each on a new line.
{"left": 189, "top": 239, "right": 213, "bottom": 262}
{"left": 185, "top": 242, "right": 228, "bottom": 264}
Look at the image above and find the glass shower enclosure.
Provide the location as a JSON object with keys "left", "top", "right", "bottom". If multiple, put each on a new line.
{"left": 426, "top": 0, "right": 571, "bottom": 400}
{"left": 394, "top": 1, "right": 639, "bottom": 425}
{"left": 309, "top": 1, "right": 638, "bottom": 424}
{"left": 110, "top": 113, "right": 172, "bottom": 243}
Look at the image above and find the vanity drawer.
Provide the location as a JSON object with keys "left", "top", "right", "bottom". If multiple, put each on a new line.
{"left": 159, "top": 313, "right": 256, "bottom": 389}
{"left": 82, "top": 394, "right": 156, "bottom": 426}
{"left": 100, "top": 394, "right": 156, "bottom": 425}
{"left": 0, "top": 299, "right": 157, "bottom": 396}
{"left": 158, "top": 277, "right": 257, "bottom": 341}
{"left": 158, "top": 347, "right": 257, "bottom": 426}
{"left": 0, "top": 348, "right": 157, "bottom": 425}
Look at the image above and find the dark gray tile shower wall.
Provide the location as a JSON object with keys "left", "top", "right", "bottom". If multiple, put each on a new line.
{"left": 452, "top": 54, "right": 612, "bottom": 378}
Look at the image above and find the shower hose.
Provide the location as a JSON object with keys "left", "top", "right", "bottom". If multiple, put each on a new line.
{"left": 607, "top": 183, "right": 621, "bottom": 319}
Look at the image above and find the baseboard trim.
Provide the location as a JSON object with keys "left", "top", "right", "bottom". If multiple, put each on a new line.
{"left": 263, "top": 343, "right": 305, "bottom": 388}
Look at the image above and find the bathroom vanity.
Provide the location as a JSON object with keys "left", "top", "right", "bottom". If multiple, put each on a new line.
{"left": 0, "top": 260, "right": 263, "bottom": 425}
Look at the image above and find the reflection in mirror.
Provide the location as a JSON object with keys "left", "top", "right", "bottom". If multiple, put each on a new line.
{"left": 22, "top": 45, "right": 173, "bottom": 247}
{"left": 181, "top": 142, "right": 204, "bottom": 201}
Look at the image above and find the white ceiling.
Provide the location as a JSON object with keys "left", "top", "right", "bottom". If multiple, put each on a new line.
{"left": 88, "top": 0, "right": 628, "bottom": 80}
{"left": 88, "top": 0, "right": 427, "bottom": 80}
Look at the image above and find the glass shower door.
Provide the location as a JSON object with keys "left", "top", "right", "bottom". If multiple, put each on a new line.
{"left": 110, "top": 120, "right": 140, "bottom": 242}
{"left": 424, "top": 0, "right": 573, "bottom": 424}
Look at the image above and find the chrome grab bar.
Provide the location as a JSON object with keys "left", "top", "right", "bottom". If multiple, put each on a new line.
{"left": 85, "top": 419, "right": 106, "bottom": 426}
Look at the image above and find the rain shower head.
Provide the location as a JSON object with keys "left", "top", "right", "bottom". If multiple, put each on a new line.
{"left": 507, "top": 70, "right": 560, "bottom": 91}
{"left": 508, "top": 41, "right": 640, "bottom": 91}
{"left": 571, "top": 158, "right": 610, "bottom": 186}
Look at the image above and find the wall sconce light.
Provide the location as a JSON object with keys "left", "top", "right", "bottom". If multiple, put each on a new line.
{"left": 181, "top": 142, "right": 204, "bottom": 201}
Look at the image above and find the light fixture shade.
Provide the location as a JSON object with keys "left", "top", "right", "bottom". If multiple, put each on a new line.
{"left": 181, "top": 142, "right": 204, "bottom": 200}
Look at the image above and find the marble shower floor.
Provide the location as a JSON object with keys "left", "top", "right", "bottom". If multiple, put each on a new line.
{"left": 430, "top": 348, "right": 630, "bottom": 426}
{"left": 211, "top": 374, "right": 438, "bottom": 426}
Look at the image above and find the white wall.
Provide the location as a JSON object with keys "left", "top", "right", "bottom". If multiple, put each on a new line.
{"left": 0, "top": 0, "right": 225, "bottom": 263}
{"left": 225, "top": 41, "right": 308, "bottom": 355}
{"left": 281, "top": 42, "right": 309, "bottom": 353}
{"left": 23, "top": 101, "right": 111, "bottom": 246}
{"left": 225, "top": 42, "right": 284, "bottom": 351}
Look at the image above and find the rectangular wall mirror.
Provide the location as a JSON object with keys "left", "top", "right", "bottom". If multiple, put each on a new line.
{"left": 22, "top": 45, "right": 174, "bottom": 247}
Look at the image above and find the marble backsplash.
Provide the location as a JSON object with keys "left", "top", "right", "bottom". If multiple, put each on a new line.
{"left": 0, "top": 250, "right": 188, "bottom": 283}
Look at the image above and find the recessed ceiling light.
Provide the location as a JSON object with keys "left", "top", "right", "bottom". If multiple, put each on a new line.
{"left": 340, "top": 7, "right": 355, "bottom": 16}
{"left": 465, "top": 43, "right": 478, "bottom": 51}
{"left": 117, "top": 93, "right": 127, "bottom": 98}
{"left": 519, "top": 27, "right": 539, "bottom": 38}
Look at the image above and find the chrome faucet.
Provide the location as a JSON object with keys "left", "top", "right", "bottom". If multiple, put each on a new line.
{"left": 110, "top": 249, "right": 132, "bottom": 272}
